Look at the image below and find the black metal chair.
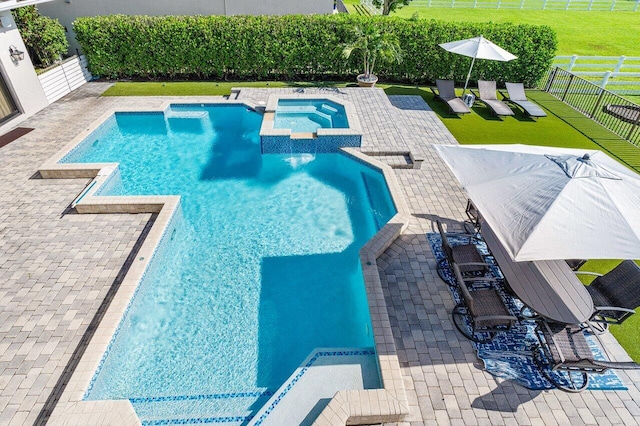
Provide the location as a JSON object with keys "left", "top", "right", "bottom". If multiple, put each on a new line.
{"left": 577, "top": 260, "right": 640, "bottom": 326}
{"left": 565, "top": 259, "right": 587, "bottom": 271}
{"left": 463, "top": 198, "right": 481, "bottom": 235}
{"left": 532, "top": 321, "right": 640, "bottom": 393}
{"left": 436, "top": 220, "right": 489, "bottom": 287}
{"left": 451, "top": 263, "right": 516, "bottom": 343}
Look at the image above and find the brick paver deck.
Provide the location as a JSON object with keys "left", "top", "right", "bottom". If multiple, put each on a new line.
{"left": 1, "top": 84, "right": 639, "bottom": 425}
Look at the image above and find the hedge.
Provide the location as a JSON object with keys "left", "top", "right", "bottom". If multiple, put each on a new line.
{"left": 74, "top": 14, "right": 556, "bottom": 87}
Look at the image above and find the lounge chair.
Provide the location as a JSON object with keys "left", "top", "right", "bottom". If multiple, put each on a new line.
{"left": 451, "top": 264, "right": 516, "bottom": 343}
{"left": 436, "top": 220, "right": 489, "bottom": 286}
{"left": 474, "top": 80, "right": 514, "bottom": 117}
{"left": 532, "top": 321, "right": 640, "bottom": 392}
{"left": 576, "top": 260, "right": 640, "bottom": 326}
{"left": 431, "top": 79, "right": 471, "bottom": 115}
{"left": 502, "top": 82, "right": 547, "bottom": 118}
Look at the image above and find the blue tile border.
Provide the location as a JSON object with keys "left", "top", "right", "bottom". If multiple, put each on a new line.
{"left": 129, "top": 390, "right": 273, "bottom": 404}
{"left": 142, "top": 415, "right": 251, "bottom": 425}
{"left": 253, "top": 349, "right": 376, "bottom": 426}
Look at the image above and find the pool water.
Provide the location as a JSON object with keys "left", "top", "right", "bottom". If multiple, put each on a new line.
{"left": 273, "top": 99, "right": 348, "bottom": 133}
{"left": 63, "top": 104, "right": 395, "bottom": 423}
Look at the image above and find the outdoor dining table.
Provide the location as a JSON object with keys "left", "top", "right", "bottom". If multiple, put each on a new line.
{"left": 481, "top": 221, "right": 595, "bottom": 324}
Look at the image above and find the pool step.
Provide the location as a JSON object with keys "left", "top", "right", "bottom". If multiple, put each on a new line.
{"left": 363, "top": 150, "right": 424, "bottom": 169}
{"left": 131, "top": 389, "right": 273, "bottom": 425}
{"left": 249, "top": 348, "right": 380, "bottom": 426}
{"left": 319, "top": 103, "right": 339, "bottom": 114}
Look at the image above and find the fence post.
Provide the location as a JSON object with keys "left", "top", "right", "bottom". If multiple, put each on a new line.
{"left": 565, "top": 0, "right": 570, "bottom": 11}
{"left": 544, "top": 67, "right": 558, "bottom": 93}
{"left": 600, "top": 71, "right": 612, "bottom": 90}
{"left": 588, "top": 0, "right": 594, "bottom": 10}
{"left": 562, "top": 74, "right": 574, "bottom": 101}
{"left": 610, "top": 0, "right": 616, "bottom": 11}
{"left": 473, "top": 0, "right": 477, "bottom": 7}
{"left": 567, "top": 55, "right": 578, "bottom": 72}
{"left": 590, "top": 88, "right": 606, "bottom": 119}
{"left": 614, "top": 56, "right": 626, "bottom": 73}
{"left": 635, "top": 0, "right": 640, "bottom": 12}
{"left": 497, "top": 0, "right": 501, "bottom": 8}
{"left": 543, "top": 0, "right": 547, "bottom": 9}
{"left": 520, "top": 0, "right": 525, "bottom": 8}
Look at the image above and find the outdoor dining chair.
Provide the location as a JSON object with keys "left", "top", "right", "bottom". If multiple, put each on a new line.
{"left": 451, "top": 263, "right": 516, "bottom": 343}
{"left": 577, "top": 260, "right": 640, "bottom": 327}
{"left": 436, "top": 220, "right": 490, "bottom": 286}
{"left": 473, "top": 80, "right": 515, "bottom": 117}
{"left": 501, "top": 82, "right": 547, "bottom": 118}
{"left": 565, "top": 259, "right": 587, "bottom": 271}
{"left": 464, "top": 198, "right": 481, "bottom": 235}
{"left": 532, "top": 321, "right": 640, "bottom": 393}
{"left": 431, "top": 79, "right": 471, "bottom": 115}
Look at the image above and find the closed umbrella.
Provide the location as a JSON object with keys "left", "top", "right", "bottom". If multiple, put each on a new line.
{"left": 439, "top": 35, "right": 517, "bottom": 94}
{"left": 434, "top": 144, "right": 640, "bottom": 261}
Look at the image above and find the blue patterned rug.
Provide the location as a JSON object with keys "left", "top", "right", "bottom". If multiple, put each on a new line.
{"left": 427, "top": 233, "right": 627, "bottom": 391}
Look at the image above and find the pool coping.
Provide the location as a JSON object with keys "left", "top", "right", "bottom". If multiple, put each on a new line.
{"left": 38, "top": 99, "right": 410, "bottom": 425}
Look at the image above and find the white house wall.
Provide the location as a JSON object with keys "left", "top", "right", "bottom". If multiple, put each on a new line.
{"left": 0, "top": 11, "right": 49, "bottom": 134}
{"left": 38, "top": 0, "right": 335, "bottom": 54}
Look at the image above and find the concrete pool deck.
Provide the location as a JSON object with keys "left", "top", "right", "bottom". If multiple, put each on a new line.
{"left": 0, "top": 83, "right": 639, "bottom": 425}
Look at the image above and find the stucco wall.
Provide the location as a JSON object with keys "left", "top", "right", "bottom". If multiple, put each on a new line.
{"left": 0, "top": 11, "right": 49, "bottom": 134}
{"left": 38, "top": 0, "right": 335, "bottom": 54}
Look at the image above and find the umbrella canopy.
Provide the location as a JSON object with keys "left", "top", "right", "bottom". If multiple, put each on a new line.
{"left": 434, "top": 144, "right": 640, "bottom": 261}
{"left": 439, "top": 35, "right": 517, "bottom": 93}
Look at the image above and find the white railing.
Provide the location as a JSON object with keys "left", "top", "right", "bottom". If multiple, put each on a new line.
{"left": 37, "top": 55, "right": 92, "bottom": 104}
{"left": 552, "top": 55, "right": 640, "bottom": 95}
{"left": 361, "top": 0, "right": 640, "bottom": 11}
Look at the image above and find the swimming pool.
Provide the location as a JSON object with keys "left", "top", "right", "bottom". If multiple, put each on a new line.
{"left": 61, "top": 104, "right": 396, "bottom": 424}
{"left": 273, "top": 99, "right": 348, "bottom": 133}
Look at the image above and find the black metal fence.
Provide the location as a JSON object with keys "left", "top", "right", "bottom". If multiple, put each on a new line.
{"left": 543, "top": 67, "right": 640, "bottom": 146}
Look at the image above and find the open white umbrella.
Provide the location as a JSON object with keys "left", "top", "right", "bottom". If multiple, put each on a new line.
{"left": 439, "top": 35, "right": 517, "bottom": 94}
{"left": 434, "top": 144, "right": 640, "bottom": 261}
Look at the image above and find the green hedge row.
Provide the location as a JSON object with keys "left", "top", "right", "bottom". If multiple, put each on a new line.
{"left": 74, "top": 14, "right": 557, "bottom": 87}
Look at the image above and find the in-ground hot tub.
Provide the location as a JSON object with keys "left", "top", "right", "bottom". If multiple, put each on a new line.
{"left": 260, "top": 94, "right": 363, "bottom": 153}
{"left": 274, "top": 99, "right": 348, "bottom": 132}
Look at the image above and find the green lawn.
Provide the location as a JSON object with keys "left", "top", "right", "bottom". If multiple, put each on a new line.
{"left": 343, "top": 0, "right": 640, "bottom": 56}
{"left": 102, "top": 81, "right": 640, "bottom": 361}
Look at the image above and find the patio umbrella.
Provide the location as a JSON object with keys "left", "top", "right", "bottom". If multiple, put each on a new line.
{"left": 434, "top": 144, "right": 640, "bottom": 261}
{"left": 439, "top": 35, "right": 517, "bottom": 94}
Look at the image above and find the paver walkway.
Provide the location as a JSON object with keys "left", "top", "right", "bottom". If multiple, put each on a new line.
{"left": 1, "top": 84, "right": 639, "bottom": 425}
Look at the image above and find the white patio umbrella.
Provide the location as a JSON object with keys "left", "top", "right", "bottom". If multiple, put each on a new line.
{"left": 434, "top": 144, "right": 640, "bottom": 261}
{"left": 439, "top": 35, "right": 517, "bottom": 94}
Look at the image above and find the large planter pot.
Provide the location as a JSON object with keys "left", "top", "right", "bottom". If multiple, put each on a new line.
{"left": 357, "top": 74, "right": 378, "bottom": 88}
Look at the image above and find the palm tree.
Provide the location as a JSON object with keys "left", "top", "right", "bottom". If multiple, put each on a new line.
{"left": 341, "top": 23, "right": 402, "bottom": 84}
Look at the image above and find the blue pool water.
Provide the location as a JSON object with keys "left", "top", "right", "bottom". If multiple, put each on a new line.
{"left": 62, "top": 104, "right": 395, "bottom": 423}
{"left": 273, "top": 99, "right": 348, "bottom": 133}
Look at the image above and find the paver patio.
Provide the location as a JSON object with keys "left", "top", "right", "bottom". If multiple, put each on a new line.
{"left": 0, "top": 83, "right": 639, "bottom": 425}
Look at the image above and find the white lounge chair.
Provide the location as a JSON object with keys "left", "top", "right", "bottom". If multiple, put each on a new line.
{"left": 502, "top": 82, "right": 547, "bottom": 118}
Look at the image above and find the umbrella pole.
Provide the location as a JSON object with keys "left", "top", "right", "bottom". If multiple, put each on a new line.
{"left": 463, "top": 56, "right": 477, "bottom": 96}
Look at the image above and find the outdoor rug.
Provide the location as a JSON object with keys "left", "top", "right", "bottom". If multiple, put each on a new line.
{"left": 427, "top": 232, "right": 627, "bottom": 391}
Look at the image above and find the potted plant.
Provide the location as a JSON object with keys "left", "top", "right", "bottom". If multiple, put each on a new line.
{"left": 341, "top": 23, "right": 402, "bottom": 88}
